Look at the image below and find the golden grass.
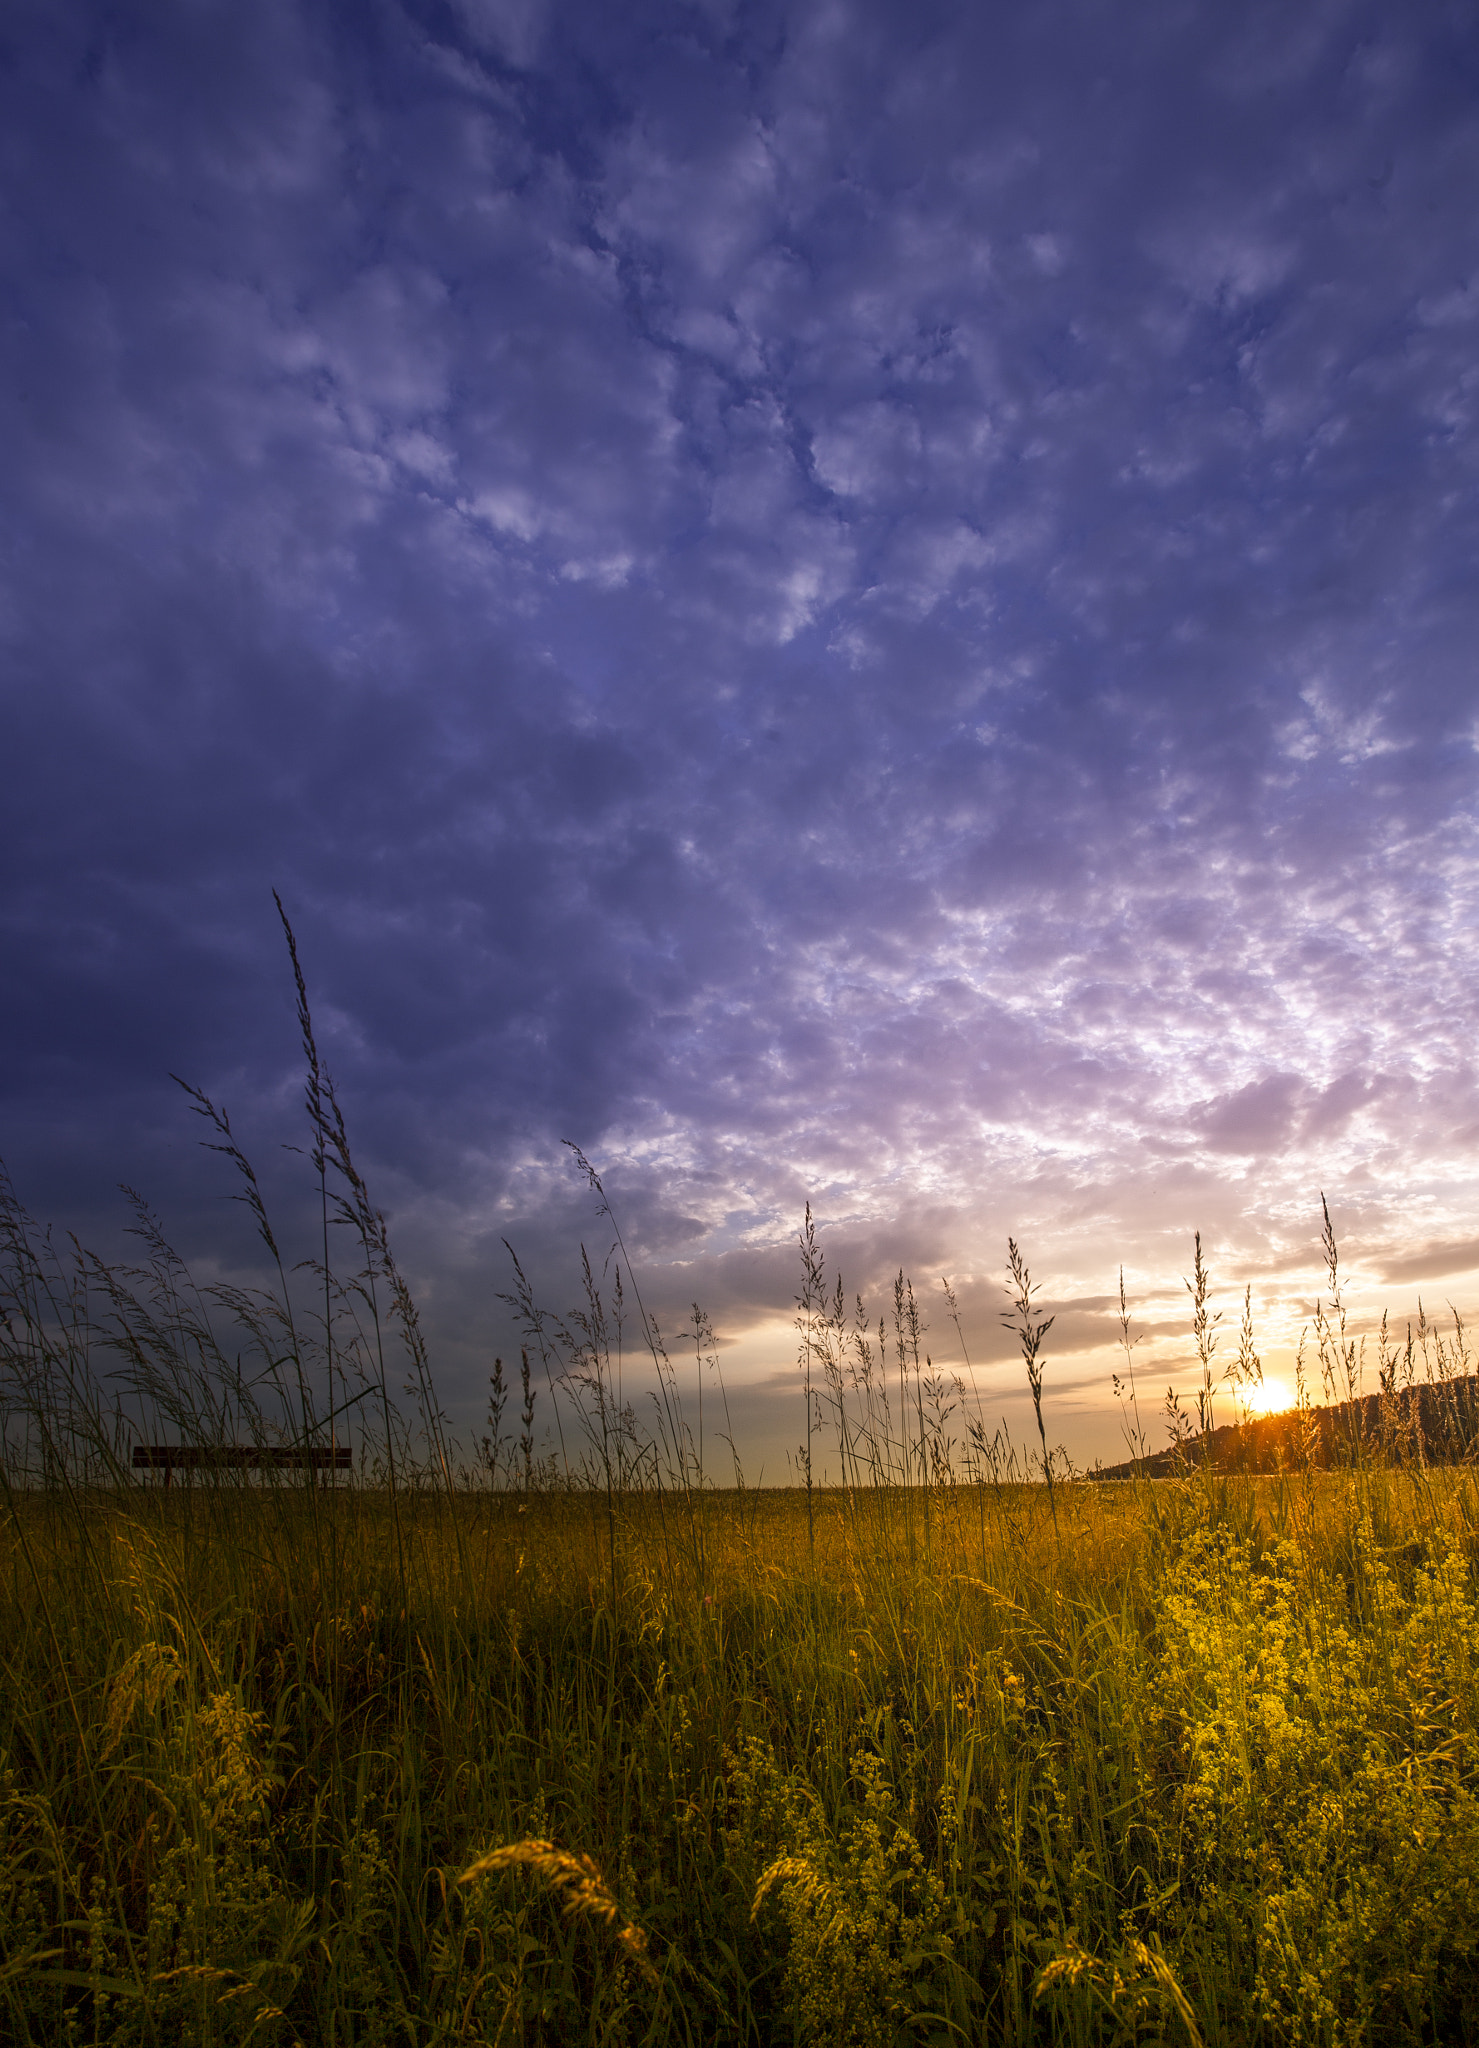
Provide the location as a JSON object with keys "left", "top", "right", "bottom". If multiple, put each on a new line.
{"left": 2, "top": 1466, "right": 1478, "bottom": 2043}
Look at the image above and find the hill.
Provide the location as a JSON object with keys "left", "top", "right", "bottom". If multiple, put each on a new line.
{"left": 1092, "top": 1374, "right": 1479, "bottom": 1479}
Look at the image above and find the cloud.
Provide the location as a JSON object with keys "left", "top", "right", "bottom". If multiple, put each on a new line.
{"left": 1194, "top": 1069, "right": 1398, "bottom": 1157}
{"left": 1378, "top": 1239, "right": 1479, "bottom": 1287}
{"left": 3, "top": 0, "right": 1479, "bottom": 1474}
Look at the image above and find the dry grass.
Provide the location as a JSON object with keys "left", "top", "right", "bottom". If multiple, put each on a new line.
{"left": 4, "top": 1453, "right": 1479, "bottom": 2044}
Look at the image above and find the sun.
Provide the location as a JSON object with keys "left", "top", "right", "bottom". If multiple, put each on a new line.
{"left": 1236, "top": 1377, "right": 1292, "bottom": 1419}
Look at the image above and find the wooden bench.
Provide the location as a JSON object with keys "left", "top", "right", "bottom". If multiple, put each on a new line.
{"left": 132, "top": 1445, "right": 352, "bottom": 1487}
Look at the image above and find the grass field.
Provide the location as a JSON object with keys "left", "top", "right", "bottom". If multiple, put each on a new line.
{"left": 4, "top": 1458, "right": 1479, "bottom": 2045}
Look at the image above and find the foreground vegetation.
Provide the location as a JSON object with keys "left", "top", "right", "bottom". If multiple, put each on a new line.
{"left": 3, "top": 1466, "right": 1479, "bottom": 2045}
{"left": 4, "top": 919, "right": 1479, "bottom": 2042}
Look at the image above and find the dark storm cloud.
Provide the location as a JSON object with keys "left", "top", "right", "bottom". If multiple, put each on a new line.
{"left": 4, "top": 0, "right": 1479, "bottom": 1460}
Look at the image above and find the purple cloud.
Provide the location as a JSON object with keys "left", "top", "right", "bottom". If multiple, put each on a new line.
{"left": 4, "top": 0, "right": 1479, "bottom": 1472}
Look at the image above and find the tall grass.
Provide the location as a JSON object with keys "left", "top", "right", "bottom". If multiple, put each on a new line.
{"left": 3, "top": 944, "right": 1479, "bottom": 2043}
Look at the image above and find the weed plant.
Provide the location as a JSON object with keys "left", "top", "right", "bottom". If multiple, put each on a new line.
{"left": 3, "top": 937, "right": 1479, "bottom": 2043}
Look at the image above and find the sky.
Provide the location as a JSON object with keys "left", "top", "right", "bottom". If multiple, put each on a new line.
{"left": 4, "top": 0, "right": 1479, "bottom": 1481}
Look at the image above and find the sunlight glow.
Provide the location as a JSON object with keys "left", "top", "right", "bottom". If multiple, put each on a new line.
{"left": 1236, "top": 1376, "right": 1292, "bottom": 1419}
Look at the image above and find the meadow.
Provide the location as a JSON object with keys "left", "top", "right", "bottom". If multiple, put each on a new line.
{"left": 3, "top": 934, "right": 1479, "bottom": 2044}
{"left": 6, "top": 1437, "right": 1479, "bottom": 2047}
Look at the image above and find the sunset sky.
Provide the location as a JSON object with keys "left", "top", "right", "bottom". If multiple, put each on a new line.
{"left": 5, "top": 1, "right": 1479, "bottom": 1478}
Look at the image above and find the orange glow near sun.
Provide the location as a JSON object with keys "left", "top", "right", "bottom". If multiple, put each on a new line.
{"left": 1237, "top": 1376, "right": 1292, "bottom": 1419}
